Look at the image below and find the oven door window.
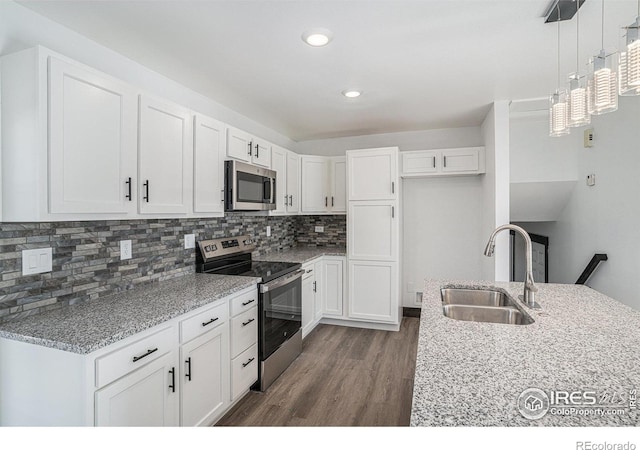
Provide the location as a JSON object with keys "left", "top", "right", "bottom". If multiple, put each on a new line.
{"left": 261, "top": 278, "right": 301, "bottom": 359}
{"left": 237, "top": 172, "right": 269, "bottom": 204}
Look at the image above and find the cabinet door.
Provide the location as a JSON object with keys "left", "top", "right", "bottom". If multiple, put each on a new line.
{"left": 193, "top": 114, "right": 225, "bottom": 214}
{"left": 138, "top": 95, "right": 191, "bottom": 214}
{"left": 329, "top": 157, "right": 346, "bottom": 213}
{"left": 348, "top": 261, "right": 398, "bottom": 323}
{"left": 301, "top": 273, "right": 315, "bottom": 338}
{"left": 401, "top": 150, "right": 439, "bottom": 176}
{"left": 226, "top": 126, "right": 251, "bottom": 162}
{"left": 348, "top": 201, "right": 398, "bottom": 261}
{"left": 270, "top": 146, "right": 288, "bottom": 215}
{"left": 347, "top": 147, "right": 397, "bottom": 201}
{"left": 180, "top": 323, "right": 229, "bottom": 427}
{"left": 301, "top": 156, "right": 329, "bottom": 213}
{"left": 48, "top": 57, "right": 137, "bottom": 214}
{"left": 441, "top": 148, "right": 479, "bottom": 173}
{"left": 251, "top": 137, "right": 271, "bottom": 168}
{"left": 286, "top": 152, "right": 300, "bottom": 213}
{"left": 322, "top": 258, "right": 344, "bottom": 317}
{"left": 313, "top": 260, "right": 323, "bottom": 321}
{"left": 95, "top": 352, "right": 178, "bottom": 426}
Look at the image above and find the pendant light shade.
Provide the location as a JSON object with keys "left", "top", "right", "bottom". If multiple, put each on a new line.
{"left": 588, "top": 50, "right": 618, "bottom": 114}
{"left": 619, "top": 15, "right": 640, "bottom": 95}
{"left": 550, "top": 89, "right": 571, "bottom": 136}
{"left": 587, "top": 0, "right": 618, "bottom": 115}
{"left": 567, "top": 1, "right": 590, "bottom": 127}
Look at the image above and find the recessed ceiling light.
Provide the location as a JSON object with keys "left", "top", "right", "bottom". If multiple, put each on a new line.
{"left": 302, "top": 28, "right": 333, "bottom": 47}
{"left": 342, "top": 90, "right": 361, "bottom": 98}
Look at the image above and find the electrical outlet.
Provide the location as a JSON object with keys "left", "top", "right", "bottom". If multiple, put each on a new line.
{"left": 184, "top": 234, "right": 195, "bottom": 249}
{"left": 120, "top": 240, "right": 132, "bottom": 260}
{"left": 266, "top": 226, "right": 271, "bottom": 237}
{"left": 21, "top": 248, "right": 53, "bottom": 275}
{"left": 415, "top": 292, "right": 423, "bottom": 303}
{"left": 584, "top": 128, "right": 594, "bottom": 148}
{"left": 315, "top": 226, "right": 324, "bottom": 233}
{"left": 587, "top": 173, "right": 596, "bottom": 186}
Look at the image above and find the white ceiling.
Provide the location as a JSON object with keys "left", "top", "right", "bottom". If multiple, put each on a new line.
{"left": 17, "top": 0, "right": 640, "bottom": 141}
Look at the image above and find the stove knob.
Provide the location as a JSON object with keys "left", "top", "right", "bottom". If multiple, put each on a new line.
{"left": 211, "top": 244, "right": 217, "bottom": 251}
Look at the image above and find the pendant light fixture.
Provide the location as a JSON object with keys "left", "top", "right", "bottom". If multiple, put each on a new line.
{"left": 587, "top": 0, "right": 618, "bottom": 115}
{"left": 619, "top": 0, "right": 640, "bottom": 95}
{"left": 550, "top": 4, "right": 570, "bottom": 137}
{"left": 567, "top": 0, "right": 590, "bottom": 127}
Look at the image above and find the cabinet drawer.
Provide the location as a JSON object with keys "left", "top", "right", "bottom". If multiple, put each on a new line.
{"left": 95, "top": 326, "right": 174, "bottom": 388}
{"left": 230, "top": 306, "right": 258, "bottom": 358}
{"left": 180, "top": 302, "right": 227, "bottom": 344}
{"left": 231, "top": 344, "right": 258, "bottom": 401}
{"left": 230, "top": 289, "right": 258, "bottom": 317}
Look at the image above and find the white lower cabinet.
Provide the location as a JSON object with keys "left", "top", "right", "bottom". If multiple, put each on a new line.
{"left": 301, "top": 266, "right": 316, "bottom": 337}
{"left": 180, "top": 324, "right": 229, "bottom": 427}
{"left": 322, "top": 257, "right": 344, "bottom": 318}
{"left": 348, "top": 261, "right": 398, "bottom": 324}
{"left": 95, "top": 351, "right": 179, "bottom": 426}
{"left": 231, "top": 344, "right": 258, "bottom": 401}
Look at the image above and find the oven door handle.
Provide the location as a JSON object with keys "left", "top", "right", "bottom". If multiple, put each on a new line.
{"left": 260, "top": 269, "right": 304, "bottom": 293}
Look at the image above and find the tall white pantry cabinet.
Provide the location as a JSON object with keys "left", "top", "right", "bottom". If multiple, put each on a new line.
{"left": 346, "top": 147, "right": 401, "bottom": 326}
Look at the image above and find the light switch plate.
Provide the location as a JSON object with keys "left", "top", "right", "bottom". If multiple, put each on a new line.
{"left": 266, "top": 226, "right": 271, "bottom": 237}
{"left": 587, "top": 173, "right": 596, "bottom": 186}
{"left": 120, "top": 240, "right": 132, "bottom": 260}
{"left": 22, "top": 248, "right": 53, "bottom": 275}
{"left": 184, "top": 234, "right": 195, "bottom": 249}
{"left": 315, "top": 226, "right": 324, "bottom": 233}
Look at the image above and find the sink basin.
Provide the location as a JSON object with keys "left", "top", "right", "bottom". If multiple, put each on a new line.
{"left": 440, "top": 288, "right": 534, "bottom": 325}
{"left": 441, "top": 288, "right": 512, "bottom": 307}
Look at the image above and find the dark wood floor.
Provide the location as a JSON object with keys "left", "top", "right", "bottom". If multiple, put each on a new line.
{"left": 217, "top": 317, "right": 420, "bottom": 426}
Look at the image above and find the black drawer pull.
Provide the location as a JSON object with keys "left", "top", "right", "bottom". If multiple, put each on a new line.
{"left": 132, "top": 347, "right": 158, "bottom": 362}
{"left": 169, "top": 367, "right": 175, "bottom": 392}
{"left": 242, "top": 357, "right": 255, "bottom": 368}
{"left": 143, "top": 180, "right": 150, "bottom": 202}
{"left": 202, "top": 317, "right": 219, "bottom": 327}
{"left": 125, "top": 177, "right": 132, "bottom": 201}
{"left": 185, "top": 357, "right": 192, "bottom": 381}
{"left": 241, "top": 299, "right": 255, "bottom": 306}
{"left": 242, "top": 318, "right": 255, "bottom": 327}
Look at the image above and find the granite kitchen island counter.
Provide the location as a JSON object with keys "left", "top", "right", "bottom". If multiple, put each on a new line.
{"left": 0, "top": 273, "right": 260, "bottom": 354}
{"left": 411, "top": 280, "right": 640, "bottom": 426}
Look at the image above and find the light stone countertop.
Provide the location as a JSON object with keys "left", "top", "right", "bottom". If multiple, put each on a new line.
{"left": 411, "top": 280, "right": 640, "bottom": 426}
{"left": 0, "top": 273, "right": 260, "bottom": 354}
{"left": 257, "top": 246, "right": 346, "bottom": 264}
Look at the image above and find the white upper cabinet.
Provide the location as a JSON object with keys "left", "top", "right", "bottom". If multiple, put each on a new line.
{"left": 138, "top": 94, "right": 192, "bottom": 215}
{"left": 401, "top": 147, "right": 485, "bottom": 177}
{"left": 348, "top": 147, "right": 398, "bottom": 201}
{"left": 270, "top": 146, "right": 288, "bottom": 215}
{"left": 48, "top": 57, "right": 138, "bottom": 215}
{"left": 226, "top": 126, "right": 271, "bottom": 168}
{"left": 286, "top": 152, "right": 300, "bottom": 213}
{"left": 193, "top": 114, "right": 225, "bottom": 215}
{"left": 300, "top": 155, "right": 346, "bottom": 214}
{"left": 301, "top": 156, "right": 329, "bottom": 213}
{"left": 329, "top": 157, "right": 346, "bottom": 213}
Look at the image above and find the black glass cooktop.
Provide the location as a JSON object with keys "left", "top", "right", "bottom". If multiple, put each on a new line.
{"left": 205, "top": 260, "right": 300, "bottom": 283}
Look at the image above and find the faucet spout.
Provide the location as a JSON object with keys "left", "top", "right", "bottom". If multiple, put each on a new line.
{"left": 484, "top": 224, "right": 541, "bottom": 309}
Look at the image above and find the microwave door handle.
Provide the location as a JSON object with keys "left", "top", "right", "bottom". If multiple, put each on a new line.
{"left": 270, "top": 178, "right": 275, "bottom": 204}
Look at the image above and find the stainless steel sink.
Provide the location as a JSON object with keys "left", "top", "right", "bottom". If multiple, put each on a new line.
{"left": 440, "top": 288, "right": 534, "bottom": 325}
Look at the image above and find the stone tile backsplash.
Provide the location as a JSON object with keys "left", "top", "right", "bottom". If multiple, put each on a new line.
{"left": 0, "top": 214, "right": 346, "bottom": 323}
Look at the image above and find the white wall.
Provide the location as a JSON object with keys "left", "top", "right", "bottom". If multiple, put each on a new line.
{"left": 481, "top": 101, "right": 511, "bottom": 281}
{"left": 0, "top": 1, "right": 296, "bottom": 150}
{"left": 512, "top": 96, "right": 640, "bottom": 311}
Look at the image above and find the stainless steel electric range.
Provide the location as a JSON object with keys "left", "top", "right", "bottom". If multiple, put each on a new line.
{"left": 196, "top": 235, "right": 303, "bottom": 391}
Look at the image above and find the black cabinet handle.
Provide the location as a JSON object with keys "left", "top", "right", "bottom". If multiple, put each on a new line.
{"left": 242, "top": 357, "right": 255, "bottom": 368}
{"left": 132, "top": 347, "right": 158, "bottom": 362}
{"left": 289, "top": 195, "right": 293, "bottom": 206}
{"left": 443, "top": 156, "right": 447, "bottom": 167}
{"left": 242, "top": 298, "right": 255, "bottom": 306}
{"left": 242, "top": 318, "right": 255, "bottom": 327}
{"left": 143, "top": 180, "right": 149, "bottom": 203}
{"left": 313, "top": 281, "right": 317, "bottom": 293}
{"left": 325, "top": 196, "right": 328, "bottom": 207}
{"left": 202, "top": 317, "right": 219, "bottom": 327}
{"left": 392, "top": 206, "right": 395, "bottom": 218}
{"left": 125, "top": 177, "right": 132, "bottom": 201}
{"left": 248, "top": 142, "right": 252, "bottom": 156}
{"left": 306, "top": 269, "right": 313, "bottom": 273}
{"left": 392, "top": 182, "right": 395, "bottom": 194}
{"left": 331, "top": 196, "right": 334, "bottom": 207}
{"left": 185, "top": 357, "right": 192, "bottom": 381}
{"left": 169, "top": 367, "right": 175, "bottom": 392}
{"left": 255, "top": 143, "right": 259, "bottom": 159}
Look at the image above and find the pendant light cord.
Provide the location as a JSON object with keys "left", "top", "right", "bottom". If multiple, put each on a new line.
{"left": 601, "top": 0, "right": 605, "bottom": 49}
{"left": 557, "top": 3, "right": 561, "bottom": 86}
{"left": 576, "top": 0, "right": 580, "bottom": 72}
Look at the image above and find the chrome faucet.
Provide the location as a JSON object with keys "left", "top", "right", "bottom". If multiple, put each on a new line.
{"left": 484, "top": 224, "right": 541, "bottom": 309}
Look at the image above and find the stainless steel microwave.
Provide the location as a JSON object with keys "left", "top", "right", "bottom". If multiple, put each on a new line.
{"left": 224, "top": 160, "right": 276, "bottom": 211}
